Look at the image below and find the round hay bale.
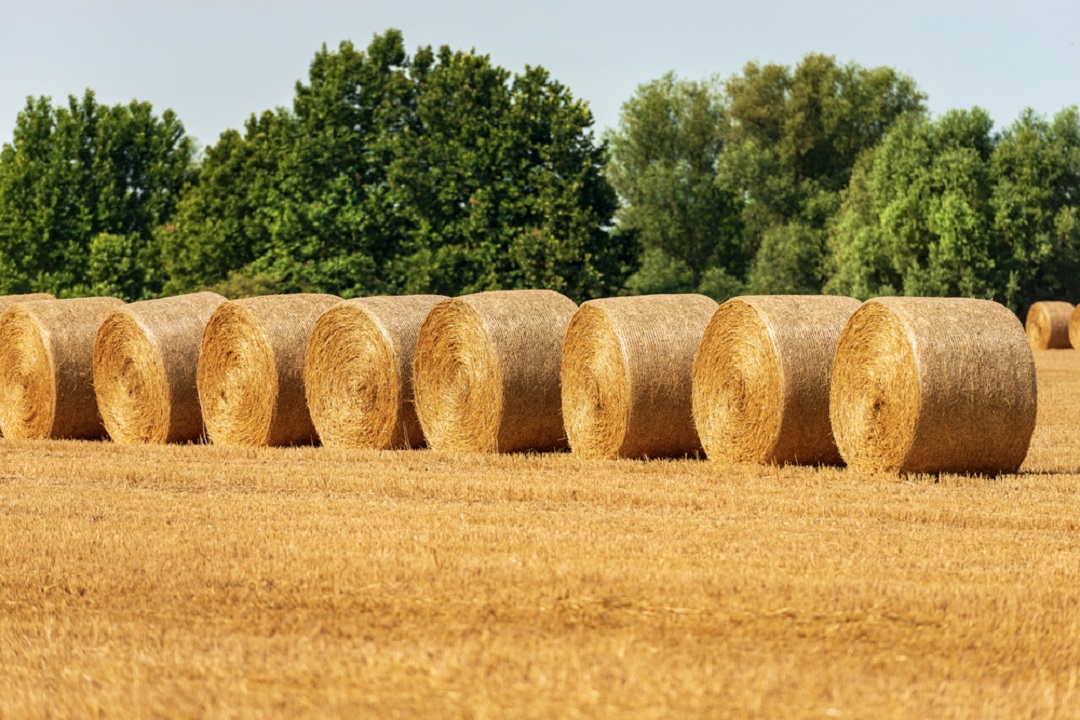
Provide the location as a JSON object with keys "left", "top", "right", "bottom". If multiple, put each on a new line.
{"left": 562, "top": 294, "right": 718, "bottom": 459}
{"left": 304, "top": 295, "right": 447, "bottom": 450}
{"left": 413, "top": 289, "right": 577, "bottom": 453}
{"left": 693, "top": 295, "right": 860, "bottom": 466}
{"left": 1027, "top": 300, "right": 1074, "bottom": 350}
{"left": 1066, "top": 304, "right": 1080, "bottom": 351}
{"left": 93, "top": 292, "right": 226, "bottom": 444}
{"left": 830, "top": 297, "right": 1037, "bottom": 475}
{"left": 198, "top": 294, "right": 340, "bottom": 447}
{"left": 0, "top": 296, "right": 124, "bottom": 440}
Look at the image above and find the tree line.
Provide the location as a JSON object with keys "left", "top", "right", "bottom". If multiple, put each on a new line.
{"left": 1, "top": 29, "right": 1077, "bottom": 313}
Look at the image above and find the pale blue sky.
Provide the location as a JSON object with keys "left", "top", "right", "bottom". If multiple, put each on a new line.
{"left": 1, "top": 0, "right": 1077, "bottom": 151}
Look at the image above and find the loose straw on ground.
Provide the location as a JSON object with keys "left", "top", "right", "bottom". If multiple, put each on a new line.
{"left": 198, "top": 294, "right": 340, "bottom": 447}
{"left": 561, "top": 294, "right": 718, "bottom": 459}
{"left": 0, "top": 296, "right": 124, "bottom": 440}
{"left": 693, "top": 295, "right": 860, "bottom": 466}
{"left": 413, "top": 289, "right": 577, "bottom": 453}
{"left": 1027, "top": 301, "right": 1074, "bottom": 350}
{"left": 93, "top": 292, "right": 226, "bottom": 444}
{"left": 830, "top": 297, "right": 1037, "bottom": 475}
{"left": 305, "top": 295, "right": 446, "bottom": 450}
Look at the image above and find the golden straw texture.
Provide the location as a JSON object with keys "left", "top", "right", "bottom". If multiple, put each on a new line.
{"left": 198, "top": 294, "right": 340, "bottom": 447}
{"left": 0, "top": 296, "right": 124, "bottom": 439}
{"left": 305, "top": 295, "right": 446, "bottom": 450}
{"left": 562, "top": 294, "right": 718, "bottom": 459}
{"left": 93, "top": 292, "right": 226, "bottom": 444}
{"left": 1027, "top": 301, "right": 1074, "bottom": 350}
{"left": 413, "top": 289, "right": 577, "bottom": 453}
{"left": 830, "top": 297, "right": 1037, "bottom": 475}
{"left": 1066, "top": 304, "right": 1080, "bottom": 351}
{"left": 692, "top": 295, "right": 860, "bottom": 466}
{"left": 0, "top": 293, "right": 54, "bottom": 312}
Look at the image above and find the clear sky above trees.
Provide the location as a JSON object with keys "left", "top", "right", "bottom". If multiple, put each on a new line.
{"left": 2, "top": 0, "right": 1078, "bottom": 150}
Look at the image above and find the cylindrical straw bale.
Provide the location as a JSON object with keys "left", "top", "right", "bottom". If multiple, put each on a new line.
{"left": 93, "top": 292, "right": 226, "bottom": 444}
{"left": 198, "top": 294, "right": 340, "bottom": 447}
{"left": 1066, "top": 305, "right": 1080, "bottom": 351}
{"left": 1027, "top": 301, "right": 1074, "bottom": 350}
{"left": 413, "top": 289, "right": 577, "bottom": 453}
{"left": 305, "top": 295, "right": 447, "bottom": 450}
{"left": 0, "top": 296, "right": 124, "bottom": 439}
{"left": 562, "top": 294, "right": 719, "bottom": 459}
{"left": 693, "top": 295, "right": 860, "bottom": 465}
{"left": 830, "top": 297, "right": 1037, "bottom": 475}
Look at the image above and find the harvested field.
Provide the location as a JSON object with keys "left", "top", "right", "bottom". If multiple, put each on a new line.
{"left": 1, "top": 349, "right": 1080, "bottom": 718}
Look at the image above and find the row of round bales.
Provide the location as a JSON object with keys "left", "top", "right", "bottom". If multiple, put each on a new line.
{"left": 0, "top": 289, "right": 1038, "bottom": 476}
{"left": 1023, "top": 300, "right": 1080, "bottom": 351}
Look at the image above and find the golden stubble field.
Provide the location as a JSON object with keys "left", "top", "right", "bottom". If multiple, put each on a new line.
{"left": 2, "top": 351, "right": 1080, "bottom": 718}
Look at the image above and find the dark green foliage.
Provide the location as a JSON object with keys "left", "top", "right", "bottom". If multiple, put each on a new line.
{"left": 167, "top": 31, "right": 625, "bottom": 300}
{"left": 0, "top": 90, "right": 195, "bottom": 299}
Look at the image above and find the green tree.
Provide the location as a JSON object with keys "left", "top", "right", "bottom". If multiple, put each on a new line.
{"left": 605, "top": 73, "right": 742, "bottom": 297}
{"left": 990, "top": 107, "right": 1080, "bottom": 310}
{"left": 827, "top": 109, "right": 999, "bottom": 300}
{"left": 720, "top": 54, "right": 925, "bottom": 293}
{"left": 0, "top": 90, "right": 196, "bottom": 298}
{"left": 166, "top": 30, "right": 628, "bottom": 300}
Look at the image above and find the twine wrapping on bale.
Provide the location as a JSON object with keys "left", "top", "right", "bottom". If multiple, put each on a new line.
{"left": 830, "top": 297, "right": 1037, "bottom": 475}
{"left": 561, "top": 294, "right": 718, "bottom": 459}
{"left": 413, "top": 289, "right": 577, "bottom": 453}
{"left": 1027, "top": 301, "right": 1074, "bottom": 350}
{"left": 304, "top": 295, "right": 446, "bottom": 450}
{"left": 693, "top": 295, "right": 860, "bottom": 466}
{"left": 198, "top": 294, "right": 340, "bottom": 447}
{"left": 93, "top": 292, "right": 226, "bottom": 444}
{"left": 0, "top": 296, "right": 124, "bottom": 440}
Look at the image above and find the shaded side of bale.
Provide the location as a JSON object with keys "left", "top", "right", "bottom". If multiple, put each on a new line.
{"left": 1027, "top": 301, "right": 1074, "bottom": 350}
{"left": 692, "top": 295, "right": 860, "bottom": 465}
{"left": 93, "top": 292, "right": 226, "bottom": 444}
{"left": 304, "top": 295, "right": 446, "bottom": 449}
{"left": 562, "top": 294, "right": 718, "bottom": 459}
{"left": 198, "top": 294, "right": 340, "bottom": 447}
{"left": 830, "top": 297, "right": 1037, "bottom": 475}
{"left": 413, "top": 289, "right": 577, "bottom": 453}
{"left": 0, "top": 296, "right": 124, "bottom": 439}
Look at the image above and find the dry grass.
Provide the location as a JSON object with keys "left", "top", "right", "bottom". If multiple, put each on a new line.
{"left": 2, "top": 350, "right": 1080, "bottom": 718}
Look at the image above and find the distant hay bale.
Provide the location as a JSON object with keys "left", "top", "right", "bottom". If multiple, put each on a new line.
{"left": 1066, "top": 304, "right": 1080, "bottom": 351}
{"left": 93, "top": 292, "right": 226, "bottom": 444}
{"left": 0, "top": 296, "right": 124, "bottom": 440}
{"left": 1027, "top": 301, "right": 1074, "bottom": 350}
{"left": 304, "top": 295, "right": 446, "bottom": 450}
{"left": 693, "top": 295, "right": 860, "bottom": 465}
{"left": 830, "top": 297, "right": 1037, "bottom": 475}
{"left": 562, "top": 294, "right": 718, "bottom": 459}
{"left": 198, "top": 294, "right": 340, "bottom": 447}
{"left": 413, "top": 289, "right": 577, "bottom": 453}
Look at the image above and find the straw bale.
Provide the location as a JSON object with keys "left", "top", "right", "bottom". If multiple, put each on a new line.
{"left": 562, "top": 294, "right": 718, "bottom": 459}
{"left": 304, "top": 295, "right": 446, "bottom": 449}
{"left": 413, "top": 289, "right": 577, "bottom": 453}
{"left": 830, "top": 297, "right": 1037, "bottom": 475}
{"left": 198, "top": 294, "right": 340, "bottom": 447}
{"left": 1026, "top": 301, "right": 1074, "bottom": 350}
{"left": 0, "top": 296, "right": 124, "bottom": 439}
{"left": 1066, "top": 304, "right": 1080, "bottom": 351}
{"left": 93, "top": 292, "right": 226, "bottom": 444}
{"left": 693, "top": 295, "right": 860, "bottom": 465}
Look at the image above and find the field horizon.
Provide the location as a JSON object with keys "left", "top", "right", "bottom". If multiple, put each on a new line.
{"left": 2, "top": 350, "right": 1080, "bottom": 718}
